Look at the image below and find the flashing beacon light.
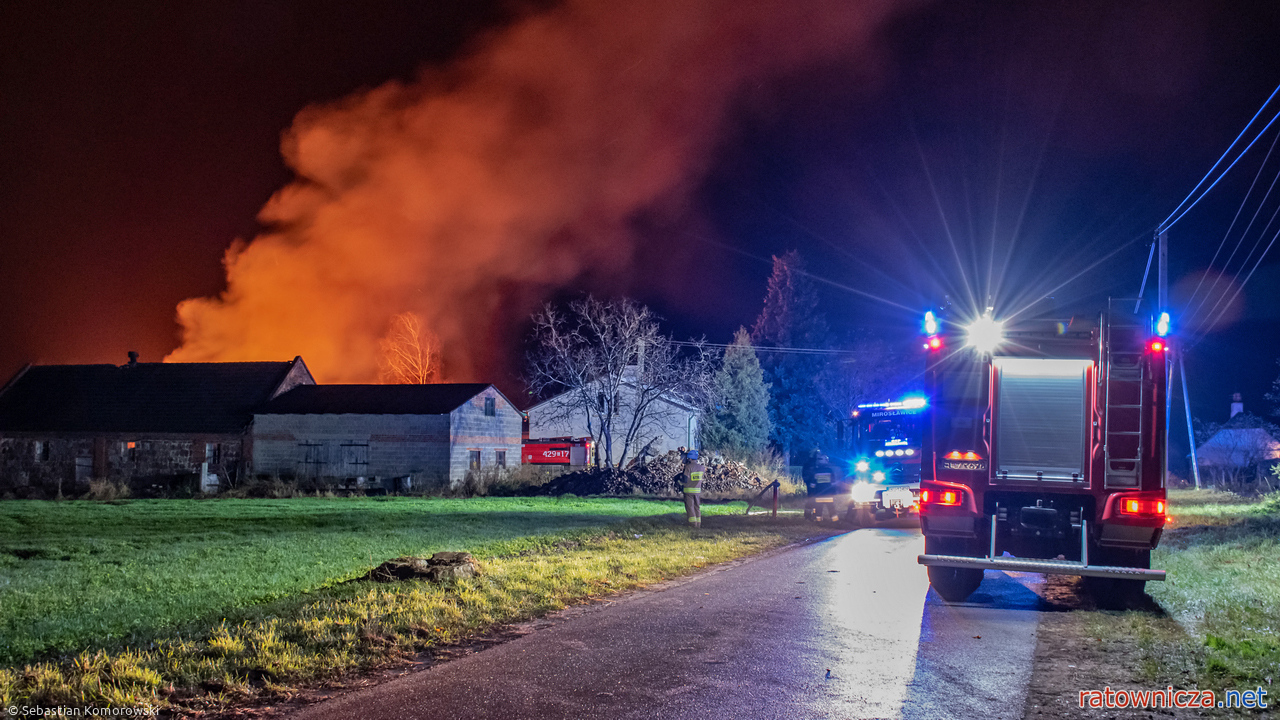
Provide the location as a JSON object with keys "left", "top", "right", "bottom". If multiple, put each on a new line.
{"left": 1149, "top": 339, "right": 1167, "bottom": 353}
{"left": 924, "top": 310, "right": 938, "bottom": 336}
{"left": 1156, "top": 312, "right": 1171, "bottom": 338}
{"left": 966, "top": 311, "right": 1005, "bottom": 354}
{"left": 927, "top": 336, "right": 943, "bottom": 351}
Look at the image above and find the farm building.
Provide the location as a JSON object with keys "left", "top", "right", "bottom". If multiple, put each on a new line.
{"left": 0, "top": 354, "right": 315, "bottom": 497}
{"left": 525, "top": 376, "right": 700, "bottom": 467}
{"left": 251, "top": 383, "right": 521, "bottom": 490}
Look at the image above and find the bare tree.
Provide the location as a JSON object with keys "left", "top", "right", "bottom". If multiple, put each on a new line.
{"left": 526, "top": 296, "right": 714, "bottom": 468}
{"left": 379, "top": 311, "right": 440, "bottom": 384}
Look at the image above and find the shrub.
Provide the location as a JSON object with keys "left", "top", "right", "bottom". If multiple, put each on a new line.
{"left": 84, "top": 478, "right": 131, "bottom": 501}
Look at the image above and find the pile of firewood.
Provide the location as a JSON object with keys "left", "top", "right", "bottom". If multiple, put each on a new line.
{"left": 528, "top": 450, "right": 765, "bottom": 496}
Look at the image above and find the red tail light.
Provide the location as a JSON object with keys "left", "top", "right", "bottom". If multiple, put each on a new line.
{"left": 921, "top": 488, "right": 962, "bottom": 506}
{"left": 1148, "top": 340, "right": 1168, "bottom": 353}
{"left": 1120, "top": 498, "right": 1166, "bottom": 516}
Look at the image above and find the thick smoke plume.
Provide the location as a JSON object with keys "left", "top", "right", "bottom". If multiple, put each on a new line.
{"left": 168, "top": 0, "right": 905, "bottom": 382}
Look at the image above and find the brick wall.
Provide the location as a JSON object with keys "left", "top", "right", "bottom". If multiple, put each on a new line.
{"left": 448, "top": 388, "right": 523, "bottom": 485}
{"left": 0, "top": 433, "right": 242, "bottom": 498}
{"left": 251, "top": 413, "right": 453, "bottom": 489}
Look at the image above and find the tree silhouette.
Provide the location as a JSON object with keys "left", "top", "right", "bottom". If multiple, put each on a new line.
{"left": 379, "top": 312, "right": 440, "bottom": 384}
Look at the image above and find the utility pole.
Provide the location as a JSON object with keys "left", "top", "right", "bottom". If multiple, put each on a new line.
{"left": 1157, "top": 229, "right": 1176, "bottom": 489}
{"left": 1158, "top": 229, "right": 1202, "bottom": 489}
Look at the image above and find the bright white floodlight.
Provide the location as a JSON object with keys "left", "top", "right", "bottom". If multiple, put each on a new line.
{"left": 966, "top": 314, "right": 1005, "bottom": 354}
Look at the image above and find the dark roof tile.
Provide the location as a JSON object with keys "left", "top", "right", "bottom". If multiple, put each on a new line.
{"left": 0, "top": 360, "right": 305, "bottom": 434}
{"left": 258, "top": 384, "right": 494, "bottom": 416}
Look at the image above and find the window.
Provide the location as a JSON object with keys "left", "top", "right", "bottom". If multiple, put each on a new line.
{"left": 33, "top": 441, "right": 49, "bottom": 462}
{"left": 484, "top": 397, "right": 496, "bottom": 417}
{"left": 469, "top": 450, "right": 481, "bottom": 470}
{"left": 495, "top": 450, "right": 506, "bottom": 468}
{"left": 74, "top": 456, "right": 93, "bottom": 482}
{"left": 205, "top": 443, "right": 221, "bottom": 465}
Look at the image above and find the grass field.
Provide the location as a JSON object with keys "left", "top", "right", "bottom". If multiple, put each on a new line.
{"left": 0, "top": 497, "right": 716, "bottom": 665}
{"left": 1132, "top": 489, "right": 1280, "bottom": 689}
{"left": 0, "top": 496, "right": 826, "bottom": 711}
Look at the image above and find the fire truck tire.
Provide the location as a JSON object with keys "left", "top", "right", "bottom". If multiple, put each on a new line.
{"left": 924, "top": 536, "right": 983, "bottom": 602}
{"left": 1086, "top": 548, "right": 1150, "bottom": 610}
{"left": 821, "top": 503, "right": 836, "bottom": 522}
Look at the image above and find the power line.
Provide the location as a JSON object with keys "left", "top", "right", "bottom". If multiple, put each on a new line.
{"left": 1159, "top": 84, "right": 1280, "bottom": 233}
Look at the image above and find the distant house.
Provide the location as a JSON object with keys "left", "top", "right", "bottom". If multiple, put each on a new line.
{"left": 526, "top": 375, "right": 700, "bottom": 467}
{"left": 1195, "top": 426, "right": 1280, "bottom": 482}
{"left": 251, "top": 383, "right": 521, "bottom": 489}
{"left": 0, "top": 355, "right": 314, "bottom": 496}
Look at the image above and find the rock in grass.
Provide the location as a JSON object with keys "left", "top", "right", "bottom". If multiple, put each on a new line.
{"left": 366, "top": 553, "right": 479, "bottom": 583}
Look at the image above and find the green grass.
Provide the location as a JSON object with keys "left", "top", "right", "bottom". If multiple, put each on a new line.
{"left": 0, "top": 500, "right": 826, "bottom": 712}
{"left": 0, "top": 496, "right": 741, "bottom": 666}
{"left": 1140, "top": 489, "right": 1280, "bottom": 688}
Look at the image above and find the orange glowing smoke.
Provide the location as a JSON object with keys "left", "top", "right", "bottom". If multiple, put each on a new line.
{"left": 167, "top": 0, "right": 908, "bottom": 382}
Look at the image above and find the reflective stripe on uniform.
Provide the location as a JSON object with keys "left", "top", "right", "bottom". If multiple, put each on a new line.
{"left": 683, "top": 487, "right": 701, "bottom": 493}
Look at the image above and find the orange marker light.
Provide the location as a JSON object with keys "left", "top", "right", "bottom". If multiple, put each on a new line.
{"left": 1120, "top": 497, "right": 1167, "bottom": 516}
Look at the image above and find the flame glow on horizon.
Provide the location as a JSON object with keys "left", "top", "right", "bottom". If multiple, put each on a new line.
{"left": 166, "top": 0, "right": 908, "bottom": 382}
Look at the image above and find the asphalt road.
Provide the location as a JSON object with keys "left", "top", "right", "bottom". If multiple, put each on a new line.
{"left": 290, "top": 528, "right": 1044, "bottom": 720}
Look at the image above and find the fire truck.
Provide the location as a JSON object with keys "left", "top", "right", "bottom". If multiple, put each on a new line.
{"left": 844, "top": 397, "right": 926, "bottom": 525}
{"left": 916, "top": 301, "right": 1170, "bottom": 609}
{"left": 521, "top": 437, "right": 592, "bottom": 466}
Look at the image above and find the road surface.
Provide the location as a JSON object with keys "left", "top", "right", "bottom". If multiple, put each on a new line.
{"left": 290, "top": 527, "right": 1047, "bottom": 720}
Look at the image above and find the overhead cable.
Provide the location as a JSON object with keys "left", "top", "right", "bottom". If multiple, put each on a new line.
{"left": 1159, "top": 84, "right": 1280, "bottom": 232}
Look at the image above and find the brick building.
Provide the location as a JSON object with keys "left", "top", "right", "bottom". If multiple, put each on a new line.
{"left": 0, "top": 355, "right": 314, "bottom": 497}
{"left": 251, "top": 383, "right": 521, "bottom": 490}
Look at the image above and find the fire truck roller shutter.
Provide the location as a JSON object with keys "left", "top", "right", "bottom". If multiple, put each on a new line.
{"left": 993, "top": 358, "right": 1092, "bottom": 482}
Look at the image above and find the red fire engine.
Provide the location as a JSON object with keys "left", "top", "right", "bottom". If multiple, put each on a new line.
{"left": 916, "top": 301, "right": 1170, "bottom": 609}
{"left": 522, "top": 437, "right": 592, "bottom": 466}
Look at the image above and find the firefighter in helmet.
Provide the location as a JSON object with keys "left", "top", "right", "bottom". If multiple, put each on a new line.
{"left": 680, "top": 449, "right": 705, "bottom": 528}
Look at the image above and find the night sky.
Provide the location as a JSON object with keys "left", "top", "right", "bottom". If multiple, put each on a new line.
{"left": 3, "top": 1, "right": 1279, "bottom": 463}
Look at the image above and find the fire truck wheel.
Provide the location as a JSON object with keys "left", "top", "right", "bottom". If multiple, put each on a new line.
{"left": 821, "top": 503, "right": 836, "bottom": 522}
{"left": 1086, "top": 548, "right": 1150, "bottom": 610}
{"left": 924, "top": 536, "right": 983, "bottom": 602}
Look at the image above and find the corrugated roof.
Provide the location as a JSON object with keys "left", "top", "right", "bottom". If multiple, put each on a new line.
{"left": 0, "top": 360, "right": 305, "bottom": 433}
{"left": 258, "top": 384, "right": 493, "bottom": 415}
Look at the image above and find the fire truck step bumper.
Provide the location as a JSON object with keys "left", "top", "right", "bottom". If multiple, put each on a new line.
{"left": 917, "top": 554, "right": 1166, "bottom": 581}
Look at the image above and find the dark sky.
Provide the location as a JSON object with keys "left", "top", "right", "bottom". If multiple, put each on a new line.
{"left": 3, "top": 1, "right": 1279, "bottom": 457}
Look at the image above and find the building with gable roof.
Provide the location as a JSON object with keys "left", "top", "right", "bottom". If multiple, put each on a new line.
{"left": 0, "top": 354, "right": 314, "bottom": 496}
{"left": 251, "top": 383, "right": 521, "bottom": 489}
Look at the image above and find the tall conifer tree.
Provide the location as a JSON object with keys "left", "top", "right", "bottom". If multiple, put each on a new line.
{"left": 701, "top": 328, "right": 772, "bottom": 457}
{"left": 751, "top": 251, "right": 831, "bottom": 460}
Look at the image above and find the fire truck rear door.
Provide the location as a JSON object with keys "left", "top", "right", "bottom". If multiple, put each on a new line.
{"left": 993, "top": 358, "right": 1091, "bottom": 482}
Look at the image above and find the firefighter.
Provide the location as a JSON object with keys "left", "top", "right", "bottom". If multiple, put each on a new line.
{"left": 680, "top": 450, "right": 705, "bottom": 528}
